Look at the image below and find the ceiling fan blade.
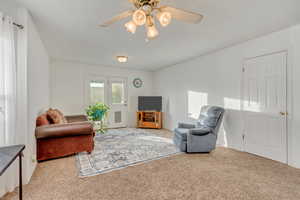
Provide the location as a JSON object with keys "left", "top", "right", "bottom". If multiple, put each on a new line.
{"left": 100, "top": 10, "right": 134, "bottom": 27}
{"left": 159, "top": 6, "right": 203, "bottom": 24}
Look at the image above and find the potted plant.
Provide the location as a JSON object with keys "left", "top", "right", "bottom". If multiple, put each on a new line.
{"left": 86, "top": 102, "right": 110, "bottom": 133}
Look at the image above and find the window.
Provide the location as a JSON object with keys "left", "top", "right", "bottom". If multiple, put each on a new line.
{"left": 188, "top": 91, "right": 208, "bottom": 120}
{"left": 90, "top": 81, "right": 105, "bottom": 104}
{"left": 111, "top": 82, "right": 125, "bottom": 104}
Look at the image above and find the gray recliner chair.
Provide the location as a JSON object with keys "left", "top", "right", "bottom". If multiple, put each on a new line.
{"left": 173, "top": 106, "right": 225, "bottom": 153}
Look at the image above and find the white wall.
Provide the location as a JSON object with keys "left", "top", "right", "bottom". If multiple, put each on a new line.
{"left": 16, "top": 7, "right": 50, "bottom": 184}
{"left": 26, "top": 10, "right": 50, "bottom": 180}
{"left": 153, "top": 25, "right": 300, "bottom": 168}
{"left": 0, "top": 0, "right": 17, "bottom": 17}
{"left": 290, "top": 25, "right": 300, "bottom": 169}
{"left": 50, "top": 60, "right": 153, "bottom": 127}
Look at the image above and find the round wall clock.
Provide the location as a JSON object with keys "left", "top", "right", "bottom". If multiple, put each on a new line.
{"left": 133, "top": 78, "right": 143, "bottom": 88}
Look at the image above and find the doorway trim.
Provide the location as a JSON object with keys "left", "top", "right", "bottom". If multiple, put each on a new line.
{"left": 84, "top": 73, "right": 129, "bottom": 128}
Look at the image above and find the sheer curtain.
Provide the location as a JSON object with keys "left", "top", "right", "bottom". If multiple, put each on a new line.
{"left": 0, "top": 12, "right": 18, "bottom": 197}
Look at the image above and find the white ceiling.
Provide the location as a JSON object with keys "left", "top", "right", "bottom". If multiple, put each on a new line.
{"left": 16, "top": 0, "right": 300, "bottom": 71}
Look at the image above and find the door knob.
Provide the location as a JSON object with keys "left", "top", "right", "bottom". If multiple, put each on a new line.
{"left": 280, "top": 112, "right": 288, "bottom": 116}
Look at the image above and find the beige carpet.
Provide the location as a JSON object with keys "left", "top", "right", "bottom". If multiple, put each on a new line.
{"left": 2, "top": 131, "right": 300, "bottom": 200}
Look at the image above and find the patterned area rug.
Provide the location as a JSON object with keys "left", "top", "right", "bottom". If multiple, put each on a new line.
{"left": 76, "top": 128, "right": 181, "bottom": 177}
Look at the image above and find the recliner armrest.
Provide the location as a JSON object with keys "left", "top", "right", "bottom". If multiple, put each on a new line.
{"left": 35, "top": 122, "right": 94, "bottom": 139}
{"left": 178, "top": 123, "right": 196, "bottom": 129}
{"left": 189, "top": 127, "right": 212, "bottom": 136}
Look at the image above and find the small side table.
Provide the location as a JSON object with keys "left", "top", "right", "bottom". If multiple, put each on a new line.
{"left": 0, "top": 145, "right": 25, "bottom": 200}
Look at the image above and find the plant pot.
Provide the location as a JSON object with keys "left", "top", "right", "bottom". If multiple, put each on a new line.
{"left": 93, "top": 120, "right": 106, "bottom": 134}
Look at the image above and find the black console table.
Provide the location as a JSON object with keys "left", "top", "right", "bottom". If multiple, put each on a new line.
{"left": 0, "top": 145, "right": 25, "bottom": 200}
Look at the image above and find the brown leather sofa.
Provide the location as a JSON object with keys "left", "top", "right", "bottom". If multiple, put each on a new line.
{"left": 35, "top": 112, "right": 95, "bottom": 162}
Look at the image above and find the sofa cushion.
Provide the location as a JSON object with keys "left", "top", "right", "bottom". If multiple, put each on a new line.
{"left": 36, "top": 114, "right": 50, "bottom": 127}
{"left": 47, "top": 108, "right": 67, "bottom": 124}
{"left": 174, "top": 128, "right": 189, "bottom": 141}
{"left": 65, "top": 115, "right": 88, "bottom": 123}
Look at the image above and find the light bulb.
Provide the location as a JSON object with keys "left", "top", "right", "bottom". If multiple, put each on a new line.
{"left": 157, "top": 12, "right": 172, "bottom": 27}
{"left": 147, "top": 25, "right": 159, "bottom": 39}
{"left": 125, "top": 21, "right": 137, "bottom": 34}
{"left": 133, "top": 9, "right": 147, "bottom": 26}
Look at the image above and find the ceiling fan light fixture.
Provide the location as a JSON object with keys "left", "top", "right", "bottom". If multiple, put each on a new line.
{"left": 157, "top": 11, "right": 172, "bottom": 27}
{"left": 125, "top": 21, "right": 137, "bottom": 34}
{"left": 147, "top": 25, "right": 159, "bottom": 39}
{"left": 133, "top": 9, "right": 147, "bottom": 26}
{"left": 100, "top": 0, "right": 204, "bottom": 40}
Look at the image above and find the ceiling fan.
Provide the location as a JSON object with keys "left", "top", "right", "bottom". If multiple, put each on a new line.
{"left": 100, "top": 0, "right": 204, "bottom": 39}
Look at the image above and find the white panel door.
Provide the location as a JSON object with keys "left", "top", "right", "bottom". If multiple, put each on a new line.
{"left": 243, "top": 52, "right": 287, "bottom": 163}
{"left": 85, "top": 75, "right": 109, "bottom": 127}
{"left": 107, "top": 78, "right": 128, "bottom": 128}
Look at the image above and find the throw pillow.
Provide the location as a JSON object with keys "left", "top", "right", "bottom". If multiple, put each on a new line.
{"left": 36, "top": 114, "right": 50, "bottom": 127}
{"left": 54, "top": 109, "right": 68, "bottom": 124}
{"left": 47, "top": 108, "right": 64, "bottom": 124}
